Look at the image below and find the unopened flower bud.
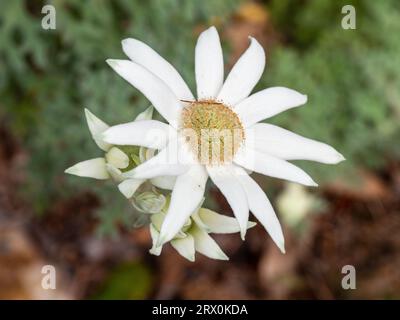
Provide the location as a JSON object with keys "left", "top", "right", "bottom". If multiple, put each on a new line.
{"left": 132, "top": 191, "right": 166, "bottom": 214}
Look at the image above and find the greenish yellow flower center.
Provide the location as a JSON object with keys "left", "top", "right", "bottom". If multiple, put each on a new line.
{"left": 180, "top": 100, "right": 245, "bottom": 165}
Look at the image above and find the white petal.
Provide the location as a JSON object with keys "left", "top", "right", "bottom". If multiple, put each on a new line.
{"left": 194, "top": 208, "right": 256, "bottom": 234}
{"left": 234, "top": 166, "right": 285, "bottom": 253}
{"left": 217, "top": 37, "right": 265, "bottom": 106}
{"left": 126, "top": 162, "right": 188, "bottom": 180}
{"left": 247, "top": 123, "right": 345, "bottom": 164}
{"left": 150, "top": 176, "right": 176, "bottom": 190}
{"left": 118, "top": 178, "right": 145, "bottom": 199}
{"left": 149, "top": 224, "right": 162, "bottom": 256}
{"left": 84, "top": 108, "right": 111, "bottom": 151}
{"left": 134, "top": 105, "right": 154, "bottom": 121}
{"left": 195, "top": 26, "right": 224, "bottom": 99}
{"left": 207, "top": 165, "right": 249, "bottom": 239}
{"left": 102, "top": 120, "right": 172, "bottom": 149}
{"left": 106, "top": 59, "right": 182, "bottom": 127}
{"left": 191, "top": 224, "right": 229, "bottom": 260}
{"left": 171, "top": 234, "right": 196, "bottom": 262}
{"left": 105, "top": 147, "right": 129, "bottom": 169}
{"left": 235, "top": 87, "right": 307, "bottom": 127}
{"left": 65, "top": 158, "right": 110, "bottom": 180}
{"left": 234, "top": 146, "right": 318, "bottom": 187}
{"left": 122, "top": 38, "right": 194, "bottom": 100}
{"left": 158, "top": 165, "right": 208, "bottom": 245}
{"left": 122, "top": 142, "right": 190, "bottom": 179}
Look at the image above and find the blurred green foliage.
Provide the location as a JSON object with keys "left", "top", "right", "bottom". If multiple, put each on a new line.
{"left": 1, "top": 0, "right": 400, "bottom": 232}
{"left": 92, "top": 262, "right": 153, "bottom": 299}
{"left": 264, "top": 0, "right": 400, "bottom": 181}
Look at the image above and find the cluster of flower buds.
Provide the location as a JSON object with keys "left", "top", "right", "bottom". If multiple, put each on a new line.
{"left": 65, "top": 106, "right": 254, "bottom": 261}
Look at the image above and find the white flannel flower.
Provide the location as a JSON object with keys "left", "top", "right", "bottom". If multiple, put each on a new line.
{"left": 102, "top": 26, "right": 345, "bottom": 253}
{"left": 65, "top": 106, "right": 176, "bottom": 198}
{"left": 149, "top": 204, "right": 256, "bottom": 262}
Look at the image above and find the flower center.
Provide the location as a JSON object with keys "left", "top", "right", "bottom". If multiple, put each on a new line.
{"left": 180, "top": 100, "right": 245, "bottom": 165}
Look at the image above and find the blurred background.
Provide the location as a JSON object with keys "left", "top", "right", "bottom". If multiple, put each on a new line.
{"left": 1, "top": 0, "right": 400, "bottom": 299}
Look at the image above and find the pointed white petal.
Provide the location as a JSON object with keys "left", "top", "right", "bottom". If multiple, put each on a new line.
{"left": 171, "top": 234, "right": 196, "bottom": 262}
{"left": 191, "top": 224, "right": 229, "bottom": 260}
{"left": 106, "top": 59, "right": 182, "bottom": 126}
{"left": 150, "top": 176, "right": 176, "bottom": 190}
{"left": 126, "top": 162, "right": 188, "bottom": 180}
{"left": 102, "top": 120, "right": 172, "bottom": 149}
{"left": 122, "top": 142, "right": 190, "bottom": 179}
{"left": 158, "top": 165, "right": 208, "bottom": 245}
{"left": 105, "top": 147, "right": 129, "bottom": 169}
{"left": 247, "top": 123, "right": 345, "bottom": 164}
{"left": 65, "top": 158, "right": 110, "bottom": 180}
{"left": 134, "top": 105, "right": 154, "bottom": 121}
{"left": 118, "top": 178, "right": 145, "bottom": 199}
{"left": 122, "top": 38, "right": 194, "bottom": 101}
{"left": 235, "top": 87, "right": 307, "bottom": 127}
{"left": 195, "top": 26, "right": 224, "bottom": 99}
{"left": 234, "top": 146, "right": 318, "bottom": 187}
{"left": 84, "top": 108, "right": 111, "bottom": 151}
{"left": 195, "top": 208, "right": 256, "bottom": 234}
{"left": 217, "top": 37, "right": 265, "bottom": 106}
{"left": 149, "top": 224, "right": 162, "bottom": 256}
{"left": 207, "top": 165, "right": 249, "bottom": 239}
{"left": 234, "top": 166, "right": 285, "bottom": 253}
